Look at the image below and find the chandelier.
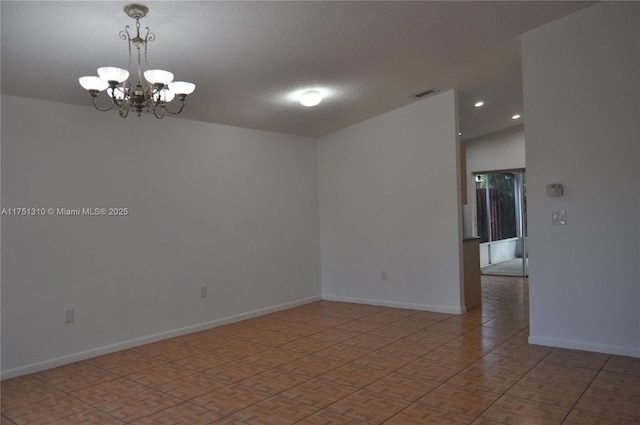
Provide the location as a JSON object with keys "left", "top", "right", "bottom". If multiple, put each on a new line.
{"left": 78, "top": 3, "right": 195, "bottom": 119}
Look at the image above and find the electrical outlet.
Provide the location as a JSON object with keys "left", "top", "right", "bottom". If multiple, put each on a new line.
{"left": 200, "top": 286, "right": 208, "bottom": 298}
{"left": 64, "top": 309, "right": 75, "bottom": 324}
{"left": 382, "top": 271, "right": 389, "bottom": 281}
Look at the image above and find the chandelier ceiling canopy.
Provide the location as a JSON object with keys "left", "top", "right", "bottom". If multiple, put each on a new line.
{"left": 79, "top": 3, "right": 195, "bottom": 119}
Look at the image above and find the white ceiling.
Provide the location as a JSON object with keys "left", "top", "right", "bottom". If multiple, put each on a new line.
{"left": 1, "top": 1, "right": 592, "bottom": 140}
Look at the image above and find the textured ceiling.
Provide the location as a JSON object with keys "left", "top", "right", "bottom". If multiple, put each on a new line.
{"left": 1, "top": 1, "right": 592, "bottom": 139}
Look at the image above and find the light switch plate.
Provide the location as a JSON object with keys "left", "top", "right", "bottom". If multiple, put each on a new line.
{"left": 552, "top": 210, "right": 566, "bottom": 225}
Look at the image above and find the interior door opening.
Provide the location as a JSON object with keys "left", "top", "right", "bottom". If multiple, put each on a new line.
{"left": 475, "top": 170, "right": 527, "bottom": 277}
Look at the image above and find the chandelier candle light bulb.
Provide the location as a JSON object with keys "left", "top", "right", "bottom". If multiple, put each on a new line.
{"left": 78, "top": 3, "right": 195, "bottom": 118}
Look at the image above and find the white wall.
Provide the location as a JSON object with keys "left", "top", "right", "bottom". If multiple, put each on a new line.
{"left": 462, "top": 126, "right": 526, "bottom": 238}
{"left": 318, "top": 90, "right": 464, "bottom": 314}
{"left": 522, "top": 2, "right": 640, "bottom": 356}
{"left": 1, "top": 95, "right": 322, "bottom": 377}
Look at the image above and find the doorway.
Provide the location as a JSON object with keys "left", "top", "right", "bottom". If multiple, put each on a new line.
{"left": 475, "top": 170, "right": 527, "bottom": 277}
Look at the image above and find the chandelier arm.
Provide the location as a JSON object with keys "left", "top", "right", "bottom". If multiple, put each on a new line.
{"left": 144, "top": 27, "right": 154, "bottom": 67}
{"left": 151, "top": 105, "right": 165, "bottom": 119}
{"left": 121, "top": 26, "right": 132, "bottom": 70}
{"left": 163, "top": 101, "right": 186, "bottom": 115}
{"left": 119, "top": 104, "right": 130, "bottom": 118}
{"left": 91, "top": 95, "right": 116, "bottom": 112}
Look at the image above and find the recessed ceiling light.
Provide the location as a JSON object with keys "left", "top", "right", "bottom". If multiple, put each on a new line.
{"left": 458, "top": 132, "right": 462, "bottom": 136}
{"left": 299, "top": 90, "right": 322, "bottom": 107}
{"left": 474, "top": 101, "right": 484, "bottom": 107}
{"left": 512, "top": 114, "right": 521, "bottom": 120}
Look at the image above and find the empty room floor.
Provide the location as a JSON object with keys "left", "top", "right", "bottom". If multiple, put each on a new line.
{"left": 2, "top": 276, "right": 640, "bottom": 425}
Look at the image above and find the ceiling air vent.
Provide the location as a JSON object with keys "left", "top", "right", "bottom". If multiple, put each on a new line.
{"left": 414, "top": 89, "right": 438, "bottom": 98}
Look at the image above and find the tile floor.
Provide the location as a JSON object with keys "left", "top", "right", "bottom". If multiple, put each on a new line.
{"left": 2, "top": 275, "right": 640, "bottom": 424}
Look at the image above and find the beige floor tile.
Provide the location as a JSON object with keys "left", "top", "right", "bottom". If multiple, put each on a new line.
{"left": 278, "top": 337, "right": 337, "bottom": 356}
{"left": 191, "top": 383, "right": 270, "bottom": 415}
{"left": 46, "top": 409, "right": 127, "bottom": 424}
{"left": 278, "top": 355, "right": 343, "bottom": 377}
{"left": 350, "top": 350, "right": 415, "bottom": 372}
{"left": 522, "top": 361, "right": 598, "bottom": 386}
{"left": 1, "top": 376, "right": 66, "bottom": 409}
{"left": 395, "top": 357, "right": 465, "bottom": 382}
{"left": 489, "top": 339, "right": 552, "bottom": 360}
{"left": 379, "top": 339, "right": 440, "bottom": 358}
{"left": 470, "top": 418, "right": 507, "bottom": 425}
{"left": 171, "top": 351, "right": 236, "bottom": 372}
{"left": 468, "top": 352, "right": 537, "bottom": 376}
{"left": 604, "top": 355, "right": 640, "bottom": 376}
{"left": 447, "top": 368, "right": 519, "bottom": 393}
{"left": 131, "top": 402, "right": 223, "bottom": 424}
{"left": 318, "top": 363, "right": 388, "bottom": 388}
{"left": 126, "top": 364, "right": 195, "bottom": 387}
{"left": 33, "top": 363, "right": 120, "bottom": 392}
{"left": 334, "top": 319, "right": 384, "bottom": 333}
{"left": 480, "top": 395, "right": 570, "bottom": 425}
{"left": 211, "top": 418, "right": 253, "bottom": 425}
{"left": 156, "top": 373, "right": 230, "bottom": 400}
{"left": 280, "top": 378, "right": 357, "bottom": 408}
{"left": 364, "top": 372, "right": 439, "bottom": 402}
{"left": 327, "top": 390, "right": 410, "bottom": 424}
{"left": 310, "top": 328, "right": 363, "bottom": 343}
{"left": 383, "top": 402, "right": 475, "bottom": 425}
{"left": 210, "top": 340, "right": 271, "bottom": 359}
{"left": 277, "top": 323, "right": 326, "bottom": 337}
{"left": 85, "top": 351, "right": 169, "bottom": 376}
{"left": 366, "top": 324, "right": 418, "bottom": 339}
{"left": 204, "top": 359, "right": 271, "bottom": 382}
{"left": 544, "top": 348, "right": 610, "bottom": 369}
{"left": 99, "top": 389, "right": 182, "bottom": 422}
{"left": 294, "top": 409, "right": 369, "bottom": 424}
{"left": 244, "top": 348, "right": 303, "bottom": 368}
{"left": 562, "top": 408, "right": 640, "bottom": 425}
{"left": 573, "top": 388, "right": 640, "bottom": 422}
{"left": 2, "top": 394, "right": 92, "bottom": 425}
{"left": 249, "top": 330, "right": 301, "bottom": 347}
{"left": 417, "top": 383, "right": 501, "bottom": 416}
{"left": 239, "top": 369, "right": 310, "bottom": 394}
{"left": 421, "top": 345, "right": 484, "bottom": 366}
{"left": 231, "top": 396, "right": 318, "bottom": 425}
{"left": 590, "top": 370, "right": 640, "bottom": 395}
{"left": 69, "top": 378, "right": 148, "bottom": 406}
{"left": 505, "top": 378, "right": 586, "bottom": 408}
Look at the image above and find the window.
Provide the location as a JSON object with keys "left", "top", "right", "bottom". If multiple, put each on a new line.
{"left": 475, "top": 173, "right": 520, "bottom": 243}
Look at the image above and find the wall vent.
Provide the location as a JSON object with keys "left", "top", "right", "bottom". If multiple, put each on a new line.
{"left": 414, "top": 88, "right": 438, "bottom": 98}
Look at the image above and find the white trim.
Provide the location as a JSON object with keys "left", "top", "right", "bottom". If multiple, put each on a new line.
{"left": 1, "top": 295, "right": 322, "bottom": 380}
{"left": 529, "top": 335, "right": 640, "bottom": 358}
{"left": 322, "top": 294, "right": 465, "bottom": 315}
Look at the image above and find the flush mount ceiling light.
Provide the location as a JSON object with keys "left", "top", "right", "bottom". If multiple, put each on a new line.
{"left": 299, "top": 90, "right": 323, "bottom": 107}
{"left": 474, "top": 101, "right": 485, "bottom": 107}
{"left": 512, "top": 114, "right": 521, "bottom": 120}
{"left": 79, "top": 3, "right": 195, "bottom": 118}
